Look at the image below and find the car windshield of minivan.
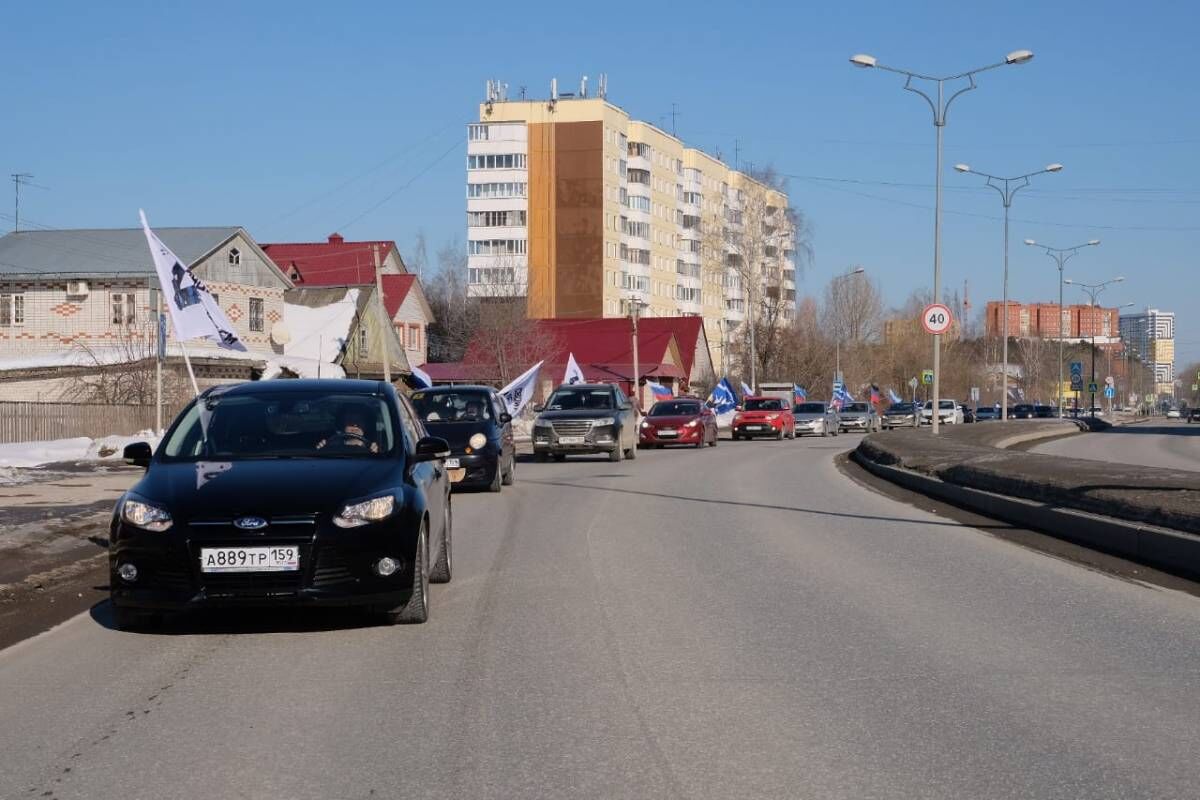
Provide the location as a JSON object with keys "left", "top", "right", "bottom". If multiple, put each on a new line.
{"left": 744, "top": 398, "right": 784, "bottom": 411}
{"left": 161, "top": 392, "right": 397, "bottom": 460}
{"left": 546, "top": 389, "right": 613, "bottom": 410}
{"left": 794, "top": 402, "right": 826, "bottom": 414}
{"left": 411, "top": 390, "right": 491, "bottom": 423}
{"left": 844, "top": 403, "right": 869, "bottom": 413}
{"left": 649, "top": 401, "right": 700, "bottom": 416}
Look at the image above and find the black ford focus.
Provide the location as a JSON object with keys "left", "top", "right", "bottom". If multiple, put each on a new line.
{"left": 109, "top": 379, "right": 452, "bottom": 630}
{"left": 409, "top": 385, "right": 516, "bottom": 491}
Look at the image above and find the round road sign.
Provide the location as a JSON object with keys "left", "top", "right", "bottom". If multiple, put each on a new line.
{"left": 921, "top": 303, "right": 953, "bottom": 335}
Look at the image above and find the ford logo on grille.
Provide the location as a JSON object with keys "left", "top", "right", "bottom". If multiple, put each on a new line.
{"left": 234, "top": 516, "right": 268, "bottom": 531}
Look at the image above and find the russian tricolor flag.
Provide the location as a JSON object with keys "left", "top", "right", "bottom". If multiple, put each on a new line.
{"left": 646, "top": 379, "right": 673, "bottom": 400}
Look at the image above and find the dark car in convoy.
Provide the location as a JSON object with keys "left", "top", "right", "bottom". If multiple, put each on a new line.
{"left": 1011, "top": 403, "right": 1036, "bottom": 419}
{"left": 881, "top": 402, "right": 920, "bottom": 429}
{"left": 733, "top": 396, "right": 796, "bottom": 440}
{"left": 1034, "top": 404, "right": 1056, "bottom": 419}
{"left": 532, "top": 383, "right": 637, "bottom": 462}
{"left": 110, "top": 380, "right": 453, "bottom": 630}
{"left": 639, "top": 398, "right": 718, "bottom": 448}
{"left": 975, "top": 407, "right": 1000, "bottom": 421}
{"left": 1189, "top": 407, "right": 1200, "bottom": 423}
{"left": 410, "top": 385, "right": 515, "bottom": 492}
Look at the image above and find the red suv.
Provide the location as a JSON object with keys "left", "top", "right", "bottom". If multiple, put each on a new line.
{"left": 732, "top": 396, "right": 796, "bottom": 440}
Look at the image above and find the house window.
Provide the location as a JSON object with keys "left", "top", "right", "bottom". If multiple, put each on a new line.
{"left": 249, "top": 298, "right": 264, "bottom": 332}
{"left": 407, "top": 325, "right": 418, "bottom": 349}
{"left": 0, "top": 293, "right": 24, "bottom": 326}
{"left": 228, "top": 248, "right": 241, "bottom": 266}
{"left": 111, "top": 292, "right": 136, "bottom": 325}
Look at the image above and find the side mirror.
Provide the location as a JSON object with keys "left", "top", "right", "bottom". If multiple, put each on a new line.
{"left": 123, "top": 441, "right": 153, "bottom": 469}
{"left": 619, "top": 402, "right": 632, "bottom": 411}
{"left": 413, "top": 436, "right": 451, "bottom": 463}
{"left": 532, "top": 404, "right": 545, "bottom": 413}
{"left": 499, "top": 412, "right": 512, "bottom": 424}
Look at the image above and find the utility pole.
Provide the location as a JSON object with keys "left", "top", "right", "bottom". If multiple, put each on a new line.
{"left": 629, "top": 298, "right": 645, "bottom": 411}
{"left": 11, "top": 174, "right": 33, "bottom": 232}
{"left": 373, "top": 244, "right": 392, "bottom": 383}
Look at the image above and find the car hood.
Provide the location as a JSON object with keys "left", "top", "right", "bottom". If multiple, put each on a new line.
{"left": 737, "top": 410, "right": 785, "bottom": 420}
{"left": 643, "top": 414, "right": 700, "bottom": 426}
{"left": 537, "top": 409, "right": 619, "bottom": 421}
{"left": 792, "top": 412, "right": 828, "bottom": 421}
{"left": 421, "top": 420, "right": 495, "bottom": 447}
{"left": 133, "top": 458, "right": 401, "bottom": 520}
{"left": 884, "top": 408, "right": 915, "bottom": 416}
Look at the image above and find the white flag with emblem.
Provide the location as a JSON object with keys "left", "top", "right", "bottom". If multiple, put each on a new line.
{"left": 564, "top": 352, "right": 585, "bottom": 385}
{"left": 140, "top": 209, "right": 246, "bottom": 351}
{"left": 499, "top": 360, "right": 543, "bottom": 416}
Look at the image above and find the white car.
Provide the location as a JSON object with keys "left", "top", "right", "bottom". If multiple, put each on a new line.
{"left": 921, "top": 399, "right": 964, "bottom": 425}
{"left": 1167, "top": 408, "right": 1181, "bottom": 419}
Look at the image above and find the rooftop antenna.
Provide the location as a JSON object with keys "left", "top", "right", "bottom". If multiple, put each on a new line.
{"left": 669, "top": 102, "right": 679, "bottom": 136}
{"left": 11, "top": 174, "right": 34, "bottom": 233}
{"left": 519, "top": 85, "right": 527, "bottom": 100}
{"left": 580, "top": 74, "right": 588, "bottom": 98}
{"left": 549, "top": 78, "right": 558, "bottom": 111}
{"left": 598, "top": 73, "right": 608, "bottom": 99}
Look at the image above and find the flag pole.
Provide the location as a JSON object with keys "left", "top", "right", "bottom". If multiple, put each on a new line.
{"left": 178, "top": 340, "right": 201, "bottom": 397}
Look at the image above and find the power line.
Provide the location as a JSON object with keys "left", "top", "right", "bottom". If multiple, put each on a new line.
{"left": 336, "top": 138, "right": 462, "bottom": 232}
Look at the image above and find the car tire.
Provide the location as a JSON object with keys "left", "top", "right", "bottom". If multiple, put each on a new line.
{"left": 385, "top": 526, "right": 429, "bottom": 624}
{"left": 625, "top": 443, "right": 636, "bottom": 460}
{"left": 553, "top": 453, "right": 567, "bottom": 463}
{"left": 609, "top": 446, "right": 622, "bottom": 462}
{"left": 111, "top": 605, "right": 161, "bottom": 632}
{"left": 534, "top": 452, "right": 548, "bottom": 463}
{"left": 487, "top": 461, "right": 502, "bottom": 492}
{"left": 430, "top": 504, "right": 452, "bottom": 584}
{"left": 501, "top": 453, "right": 515, "bottom": 485}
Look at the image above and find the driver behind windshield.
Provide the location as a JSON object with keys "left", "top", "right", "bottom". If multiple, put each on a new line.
{"left": 316, "top": 405, "right": 380, "bottom": 453}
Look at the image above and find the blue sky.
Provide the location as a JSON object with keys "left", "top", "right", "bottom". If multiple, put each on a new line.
{"left": 3, "top": 0, "right": 1198, "bottom": 364}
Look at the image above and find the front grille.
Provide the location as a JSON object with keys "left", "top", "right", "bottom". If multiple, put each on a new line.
{"left": 551, "top": 420, "right": 592, "bottom": 437}
{"left": 312, "top": 547, "right": 357, "bottom": 589}
{"left": 194, "top": 541, "right": 311, "bottom": 597}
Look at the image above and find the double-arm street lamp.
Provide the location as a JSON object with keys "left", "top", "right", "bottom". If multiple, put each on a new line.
{"left": 1064, "top": 276, "right": 1125, "bottom": 417}
{"left": 850, "top": 49, "right": 1034, "bottom": 434}
{"left": 1024, "top": 239, "right": 1101, "bottom": 417}
{"left": 955, "top": 163, "right": 1062, "bottom": 420}
{"left": 831, "top": 266, "right": 866, "bottom": 393}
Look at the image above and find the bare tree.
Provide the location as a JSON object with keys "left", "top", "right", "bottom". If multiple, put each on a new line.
{"left": 424, "top": 238, "right": 476, "bottom": 362}
{"left": 64, "top": 324, "right": 188, "bottom": 406}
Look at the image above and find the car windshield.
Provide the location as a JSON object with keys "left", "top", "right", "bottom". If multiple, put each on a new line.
{"left": 411, "top": 390, "right": 492, "bottom": 423}
{"left": 649, "top": 400, "right": 701, "bottom": 416}
{"left": 744, "top": 398, "right": 784, "bottom": 411}
{"left": 844, "top": 403, "right": 869, "bottom": 413}
{"left": 793, "top": 402, "right": 826, "bottom": 414}
{"left": 160, "top": 392, "right": 397, "bottom": 461}
{"left": 546, "top": 388, "right": 614, "bottom": 410}
{"left": 886, "top": 404, "right": 912, "bottom": 413}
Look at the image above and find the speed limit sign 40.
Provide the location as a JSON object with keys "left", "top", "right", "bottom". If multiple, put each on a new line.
{"left": 922, "top": 303, "right": 954, "bottom": 335}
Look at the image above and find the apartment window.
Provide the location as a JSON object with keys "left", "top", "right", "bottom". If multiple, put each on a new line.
{"left": 249, "top": 297, "right": 264, "bottom": 332}
{"left": 619, "top": 159, "right": 627, "bottom": 179}
{"left": 627, "top": 195, "right": 650, "bottom": 212}
{"left": 622, "top": 219, "right": 650, "bottom": 239}
{"left": 0, "top": 293, "right": 24, "bottom": 326}
{"left": 467, "top": 153, "right": 526, "bottom": 170}
{"left": 468, "top": 266, "right": 518, "bottom": 285}
{"left": 358, "top": 326, "right": 369, "bottom": 356}
{"left": 628, "top": 141, "right": 651, "bottom": 158}
{"left": 468, "top": 210, "right": 527, "bottom": 227}
{"left": 468, "top": 239, "right": 527, "bottom": 256}
{"left": 228, "top": 248, "right": 241, "bottom": 266}
{"left": 111, "top": 292, "right": 136, "bottom": 326}
{"left": 468, "top": 124, "right": 489, "bottom": 141}
{"left": 467, "top": 182, "right": 527, "bottom": 198}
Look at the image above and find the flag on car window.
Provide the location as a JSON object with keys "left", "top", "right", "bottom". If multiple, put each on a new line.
{"left": 499, "top": 360, "right": 543, "bottom": 416}
{"left": 832, "top": 381, "right": 854, "bottom": 410}
{"left": 140, "top": 210, "right": 246, "bottom": 351}
{"left": 646, "top": 379, "right": 672, "bottom": 400}
{"left": 707, "top": 378, "right": 737, "bottom": 414}
{"left": 740, "top": 381, "right": 754, "bottom": 397}
{"left": 564, "top": 352, "right": 585, "bottom": 385}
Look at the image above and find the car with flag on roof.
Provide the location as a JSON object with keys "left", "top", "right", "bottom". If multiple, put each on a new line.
{"left": 732, "top": 396, "right": 796, "bottom": 440}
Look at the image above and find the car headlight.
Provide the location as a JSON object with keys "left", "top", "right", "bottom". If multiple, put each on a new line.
{"left": 121, "top": 499, "right": 173, "bottom": 532}
{"left": 766, "top": 414, "right": 779, "bottom": 421}
{"left": 684, "top": 419, "right": 699, "bottom": 427}
{"left": 334, "top": 495, "right": 396, "bottom": 529}
{"left": 641, "top": 420, "right": 652, "bottom": 429}
{"left": 591, "top": 417, "right": 616, "bottom": 426}
{"left": 469, "top": 433, "right": 487, "bottom": 449}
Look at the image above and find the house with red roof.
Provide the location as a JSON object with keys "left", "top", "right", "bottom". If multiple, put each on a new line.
{"left": 421, "top": 316, "right": 714, "bottom": 410}
{"left": 262, "top": 233, "right": 434, "bottom": 366}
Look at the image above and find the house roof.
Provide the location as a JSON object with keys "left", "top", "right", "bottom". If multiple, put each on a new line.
{"left": 0, "top": 227, "right": 241, "bottom": 277}
{"left": 261, "top": 233, "right": 403, "bottom": 286}
{"left": 380, "top": 274, "right": 426, "bottom": 318}
{"left": 283, "top": 285, "right": 410, "bottom": 375}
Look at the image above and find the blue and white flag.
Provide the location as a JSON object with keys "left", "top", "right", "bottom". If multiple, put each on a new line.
{"left": 740, "top": 380, "right": 754, "bottom": 397}
{"left": 887, "top": 388, "right": 903, "bottom": 405}
{"left": 563, "top": 352, "right": 585, "bottom": 385}
{"left": 707, "top": 377, "right": 737, "bottom": 414}
{"left": 793, "top": 384, "right": 807, "bottom": 402}
{"left": 832, "top": 381, "right": 854, "bottom": 410}
{"left": 410, "top": 364, "right": 432, "bottom": 389}
{"left": 499, "top": 360, "right": 543, "bottom": 416}
{"left": 140, "top": 210, "right": 245, "bottom": 352}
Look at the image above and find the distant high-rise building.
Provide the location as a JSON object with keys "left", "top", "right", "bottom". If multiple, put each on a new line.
{"left": 1120, "top": 308, "right": 1176, "bottom": 396}
{"left": 984, "top": 300, "right": 1119, "bottom": 341}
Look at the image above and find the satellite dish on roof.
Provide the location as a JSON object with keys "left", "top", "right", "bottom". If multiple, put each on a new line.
{"left": 270, "top": 322, "right": 291, "bottom": 346}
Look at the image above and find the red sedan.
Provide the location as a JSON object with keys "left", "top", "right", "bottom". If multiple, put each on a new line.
{"left": 732, "top": 396, "right": 796, "bottom": 440}
{"left": 639, "top": 398, "right": 719, "bottom": 448}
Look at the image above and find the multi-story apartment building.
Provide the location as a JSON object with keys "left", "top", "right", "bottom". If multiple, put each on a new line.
{"left": 465, "top": 77, "right": 795, "bottom": 375}
{"left": 1120, "top": 308, "right": 1176, "bottom": 396}
{"left": 984, "top": 301, "right": 1120, "bottom": 341}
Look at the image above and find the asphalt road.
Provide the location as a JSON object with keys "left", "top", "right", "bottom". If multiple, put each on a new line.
{"left": 1032, "top": 418, "right": 1200, "bottom": 471}
{"left": 3, "top": 435, "right": 1200, "bottom": 800}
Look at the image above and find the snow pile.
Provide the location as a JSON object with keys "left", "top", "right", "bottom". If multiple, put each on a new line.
{"left": 261, "top": 356, "right": 346, "bottom": 380}
{"left": 0, "top": 430, "right": 162, "bottom": 469}
{"left": 284, "top": 289, "right": 359, "bottom": 364}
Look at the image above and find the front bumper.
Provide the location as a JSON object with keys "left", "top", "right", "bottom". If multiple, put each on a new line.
{"left": 109, "top": 519, "right": 419, "bottom": 612}
{"left": 533, "top": 424, "right": 619, "bottom": 455}
{"left": 733, "top": 420, "right": 785, "bottom": 437}
{"left": 882, "top": 416, "right": 917, "bottom": 427}
{"left": 446, "top": 450, "right": 499, "bottom": 487}
{"left": 640, "top": 425, "right": 703, "bottom": 445}
{"left": 794, "top": 420, "right": 824, "bottom": 435}
{"left": 840, "top": 418, "right": 870, "bottom": 430}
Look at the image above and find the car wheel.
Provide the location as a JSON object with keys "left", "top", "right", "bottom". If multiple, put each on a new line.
{"left": 553, "top": 453, "right": 567, "bottom": 462}
{"left": 111, "top": 605, "right": 161, "bottom": 632}
{"left": 430, "top": 503, "right": 452, "bottom": 584}
{"left": 501, "top": 453, "right": 515, "bottom": 485}
{"left": 625, "top": 443, "right": 636, "bottom": 459}
{"left": 609, "top": 446, "right": 623, "bottom": 462}
{"left": 384, "top": 525, "right": 429, "bottom": 624}
{"left": 487, "top": 460, "right": 503, "bottom": 492}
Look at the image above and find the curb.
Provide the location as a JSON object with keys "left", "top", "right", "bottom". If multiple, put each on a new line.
{"left": 851, "top": 451, "right": 1200, "bottom": 583}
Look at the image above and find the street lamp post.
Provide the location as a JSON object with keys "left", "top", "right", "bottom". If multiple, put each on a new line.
{"left": 955, "top": 163, "right": 1062, "bottom": 421}
{"left": 831, "top": 266, "right": 866, "bottom": 398}
{"left": 1024, "top": 239, "right": 1101, "bottom": 417}
{"left": 850, "top": 49, "right": 1034, "bottom": 435}
{"left": 1064, "top": 277, "right": 1125, "bottom": 417}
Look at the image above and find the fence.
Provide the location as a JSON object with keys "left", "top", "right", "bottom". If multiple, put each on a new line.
{"left": 0, "top": 401, "right": 168, "bottom": 444}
